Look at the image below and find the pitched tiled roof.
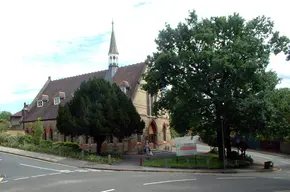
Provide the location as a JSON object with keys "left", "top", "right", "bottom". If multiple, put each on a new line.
{"left": 24, "top": 62, "right": 146, "bottom": 122}
{"left": 11, "top": 111, "right": 22, "bottom": 117}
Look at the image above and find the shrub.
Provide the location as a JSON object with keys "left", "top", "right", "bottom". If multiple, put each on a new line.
{"left": 7, "top": 135, "right": 20, "bottom": 148}
{"left": 21, "top": 143, "right": 40, "bottom": 152}
{"left": 31, "top": 118, "right": 44, "bottom": 145}
{"left": 63, "top": 142, "right": 81, "bottom": 150}
{"left": 226, "top": 151, "right": 254, "bottom": 164}
{"left": 40, "top": 140, "right": 54, "bottom": 148}
{"left": 227, "top": 151, "right": 240, "bottom": 160}
{"left": 16, "top": 134, "right": 33, "bottom": 145}
{"left": 245, "top": 154, "right": 254, "bottom": 164}
{"left": 53, "top": 142, "right": 81, "bottom": 152}
{"left": 0, "top": 132, "right": 9, "bottom": 144}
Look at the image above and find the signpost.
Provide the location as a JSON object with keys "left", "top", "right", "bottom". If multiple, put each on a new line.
{"left": 176, "top": 143, "right": 197, "bottom": 156}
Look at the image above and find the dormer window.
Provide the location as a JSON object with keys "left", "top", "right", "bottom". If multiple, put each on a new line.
{"left": 119, "top": 80, "right": 130, "bottom": 95}
{"left": 59, "top": 91, "right": 66, "bottom": 100}
{"left": 42, "top": 94, "right": 49, "bottom": 103}
{"left": 54, "top": 97, "right": 60, "bottom": 105}
{"left": 37, "top": 100, "right": 43, "bottom": 107}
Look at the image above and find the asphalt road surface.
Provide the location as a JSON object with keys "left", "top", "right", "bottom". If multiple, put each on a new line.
{"left": 1, "top": 152, "right": 290, "bottom": 191}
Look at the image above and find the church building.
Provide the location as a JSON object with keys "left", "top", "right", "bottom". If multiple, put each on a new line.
{"left": 11, "top": 22, "right": 172, "bottom": 154}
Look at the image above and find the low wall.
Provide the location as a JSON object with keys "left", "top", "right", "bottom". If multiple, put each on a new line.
{"left": 280, "top": 142, "right": 290, "bottom": 154}
{"left": 7, "top": 130, "right": 25, "bottom": 135}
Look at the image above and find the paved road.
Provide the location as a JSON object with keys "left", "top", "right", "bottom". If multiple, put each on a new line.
{"left": 1, "top": 152, "right": 290, "bottom": 191}
{"left": 1, "top": 168, "right": 290, "bottom": 191}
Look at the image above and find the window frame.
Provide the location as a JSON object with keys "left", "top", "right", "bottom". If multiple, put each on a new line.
{"left": 37, "top": 100, "right": 43, "bottom": 107}
{"left": 54, "top": 97, "right": 60, "bottom": 105}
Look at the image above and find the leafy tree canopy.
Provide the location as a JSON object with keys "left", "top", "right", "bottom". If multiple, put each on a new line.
{"left": 142, "top": 10, "right": 290, "bottom": 159}
{"left": 0, "top": 111, "right": 11, "bottom": 121}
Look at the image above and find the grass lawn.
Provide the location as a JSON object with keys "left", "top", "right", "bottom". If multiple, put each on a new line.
{"left": 143, "top": 155, "right": 223, "bottom": 169}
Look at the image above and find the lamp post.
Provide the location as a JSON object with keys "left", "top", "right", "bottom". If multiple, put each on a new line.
{"left": 220, "top": 115, "right": 226, "bottom": 169}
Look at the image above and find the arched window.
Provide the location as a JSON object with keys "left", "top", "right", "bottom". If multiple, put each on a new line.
{"left": 49, "top": 128, "right": 53, "bottom": 140}
{"left": 163, "top": 125, "right": 166, "bottom": 141}
{"left": 42, "top": 128, "right": 47, "bottom": 140}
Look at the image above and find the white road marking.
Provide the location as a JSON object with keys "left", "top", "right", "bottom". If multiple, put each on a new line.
{"left": 49, "top": 172, "right": 62, "bottom": 176}
{"left": 101, "top": 189, "right": 115, "bottom": 192}
{"left": 0, "top": 180, "right": 8, "bottom": 184}
{"left": 280, "top": 160, "right": 290, "bottom": 164}
{"left": 31, "top": 174, "right": 47, "bottom": 178}
{"left": 86, "top": 169, "right": 102, "bottom": 172}
{"left": 143, "top": 179, "right": 196, "bottom": 186}
{"left": 273, "top": 177, "right": 285, "bottom": 179}
{"left": 60, "top": 170, "right": 75, "bottom": 173}
{"left": 0, "top": 152, "right": 77, "bottom": 168}
{"left": 14, "top": 177, "right": 29, "bottom": 181}
{"left": 20, "top": 163, "right": 62, "bottom": 172}
{"left": 216, "top": 177, "right": 256, "bottom": 180}
{"left": 75, "top": 169, "right": 89, "bottom": 173}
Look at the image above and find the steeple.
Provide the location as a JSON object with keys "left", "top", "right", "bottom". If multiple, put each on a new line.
{"left": 105, "top": 20, "right": 119, "bottom": 81}
{"left": 108, "top": 20, "right": 119, "bottom": 56}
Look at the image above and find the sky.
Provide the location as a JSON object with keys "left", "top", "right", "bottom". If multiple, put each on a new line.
{"left": 0, "top": 0, "right": 289, "bottom": 114}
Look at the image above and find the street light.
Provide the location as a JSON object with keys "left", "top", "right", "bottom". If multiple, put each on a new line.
{"left": 220, "top": 115, "right": 226, "bottom": 169}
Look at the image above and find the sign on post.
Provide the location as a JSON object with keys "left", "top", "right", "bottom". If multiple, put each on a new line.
{"left": 176, "top": 143, "right": 197, "bottom": 156}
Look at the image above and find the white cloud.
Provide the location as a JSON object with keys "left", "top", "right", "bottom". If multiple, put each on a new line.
{"left": 0, "top": 0, "right": 289, "bottom": 109}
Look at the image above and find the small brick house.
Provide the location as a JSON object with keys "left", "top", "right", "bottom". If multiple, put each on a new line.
{"left": 12, "top": 22, "right": 172, "bottom": 154}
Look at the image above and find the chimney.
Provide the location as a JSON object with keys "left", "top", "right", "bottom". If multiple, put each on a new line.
{"left": 22, "top": 102, "right": 29, "bottom": 130}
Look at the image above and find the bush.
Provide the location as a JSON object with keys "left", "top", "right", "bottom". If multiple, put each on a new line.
{"left": 40, "top": 140, "right": 54, "bottom": 148}
{"left": 21, "top": 143, "right": 40, "bottom": 152}
{"left": 245, "top": 154, "right": 254, "bottom": 164}
{"left": 227, "top": 151, "right": 240, "bottom": 160}
{"left": 53, "top": 142, "right": 81, "bottom": 152}
{"left": 0, "top": 132, "right": 9, "bottom": 144}
{"left": 226, "top": 151, "right": 254, "bottom": 164}
{"left": 16, "top": 134, "right": 33, "bottom": 145}
{"left": 31, "top": 118, "right": 44, "bottom": 145}
{"left": 7, "top": 135, "right": 20, "bottom": 148}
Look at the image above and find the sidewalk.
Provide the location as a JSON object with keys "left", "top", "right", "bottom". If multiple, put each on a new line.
{"left": 0, "top": 146, "right": 279, "bottom": 174}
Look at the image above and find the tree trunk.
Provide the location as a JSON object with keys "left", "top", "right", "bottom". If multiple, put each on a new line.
{"left": 225, "top": 125, "right": 231, "bottom": 157}
{"left": 217, "top": 125, "right": 224, "bottom": 161}
{"left": 95, "top": 136, "right": 106, "bottom": 156}
{"left": 64, "top": 135, "right": 67, "bottom": 142}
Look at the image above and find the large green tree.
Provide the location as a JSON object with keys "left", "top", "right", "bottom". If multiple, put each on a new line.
{"left": 142, "top": 10, "right": 290, "bottom": 160}
{"left": 56, "top": 104, "right": 77, "bottom": 142}
{"left": 0, "top": 111, "right": 11, "bottom": 132}
{"left": 0, "top": 111, "right": 11, "bottom": 120}
{"left": 259, "top": 88, "right": 290, "bottom": 140}
{"left": 57, "top": 78, "right": 145, "bottom": 155}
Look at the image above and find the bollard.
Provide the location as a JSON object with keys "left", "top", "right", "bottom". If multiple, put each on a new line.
{"left": 108, "top": 154, "right": 112, "bottom": 165}
{"left": 140, "top": 156, "right": 143, "bottom": 166}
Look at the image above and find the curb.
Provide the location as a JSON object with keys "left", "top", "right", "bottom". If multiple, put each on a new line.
{"left": 81, "top": 166, "right": 281, "bottom": 174}
{"left": 0, "top": 150, "right": 58, "bottom": 163}
{"left": 81, "top": 166, "right": 238, "bottom": 174}
{"left": 0, "top": 149, "right": 281, "bottom": 174}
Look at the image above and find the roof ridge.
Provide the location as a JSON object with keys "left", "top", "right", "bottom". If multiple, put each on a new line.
{"left": 52, "top": 69, "right": 108, "bottom": 81}
{"left": 119, "top": 62, "right": 145, "bottom": 68}
{"left": 52, "top": 63, "right": 145, "bottom": 82}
